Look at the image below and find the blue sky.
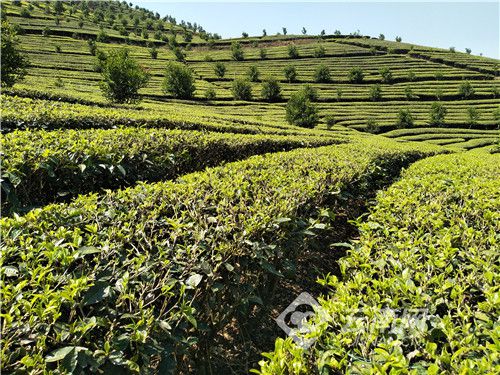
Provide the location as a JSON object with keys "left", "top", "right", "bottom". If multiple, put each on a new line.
{"left": 132, "top": 1, "right": 499, "bottom": 58}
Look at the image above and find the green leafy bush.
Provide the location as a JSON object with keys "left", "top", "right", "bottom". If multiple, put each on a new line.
{"left": 288, "top": 44, "right": 299, "bottom": 58}
{"left": 285, "top": 88, "right": 319, "bottom": 128}
{"left": 231, "top": 41, "right": 244, "bottom": 61}
{"left": 261, "top": 78, "right": 282, "bottom": 102}
{"left": 397, "top": 109, "right": 414, "bottom": 128}
{"left": 163, "top": 62, "right": 195, "bottom": 99}
{"left": 314, "top": 64, "right": 331, "bottom": 83}
{"left": 247, "top": 65, "right": 260, "bottom": 82}
{"left": 231, "top": 78, "right": 253, "bottom": 100}
{"left": 458, "top": 81, "right": 475, "bottom": 99}
{"left": 313, "top": 45, "right": 326, "bottom": 58}
{"left": 1, "top": 21, "right": 29, "bottom": 87}
{"left": 98, "top": 49, "right": 150, "bottom": 103}
{"left": 429, "top": 102, "right": 448, "bottom": 126}
{"left": 284, "top": 65, "right": 297, "bottom": 83}
{"left": 348, "top": 67, "right": 364, "bottom": 83}
{"left": 214, "top": 62, "right": 226, "bottom": 78}
{"left": 369, "top": 84, "right": 382, "bottom": 101}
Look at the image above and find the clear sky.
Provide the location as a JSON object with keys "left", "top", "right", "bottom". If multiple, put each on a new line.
{"left": 132, "top": 1, "right": 499, "bottom": 58}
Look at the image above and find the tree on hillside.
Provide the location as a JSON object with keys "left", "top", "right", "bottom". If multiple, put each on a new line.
{"left": 459, "top": 81, "right": 475, "bottom": 99}
{"left": 314, "top": 65, "right": 331, "bottom": 83}
{"left": 231, "top": 41, "right": 244, "bottom": 61}
{"left": 395, "top": 36, "right": 402, "bottom": 42}
{"left": 259, "top": 48, "right": 267, "bottom": 59}
{"left": 242, "top": 31, "right": 249, "bottom": 38}
{"left": 314, "top": 45, "right": 326, "bottom": 58}
{"left": 285, "top": 88, "right": 319, "bottom": 128}
{"left": 262, "top": 29, "right": 267, "bottom": 37}
{"left": 320, "top": 30, "right": 326, "bottom": 37}
{"left": 379, "top": 67, "right": 393, "bottom": 83}
{"left": 302, "top": 27, "right": 307, "bottom": 35}
{"left": 467, "top": 107, "right": 480, "bottom": 126}
{"left": 261, "top": 78, "right": 282, "bottom": 102}
{"left": 214, "top": 62, "right": 226, "bottom": 78}
{"left": 98, "top": 49, "right": 150, "bottom": 103}
{"left": 284, "top": 65, "right": 297, "bottom": 83}
{"left": 369, "top": 84, "right": 382, "bottom": 101}
{"left": 53, "top": 0, "right": 65, "bottom": 15}
{"left": 379, "top": 34, "right": 385, "bottom": 40}
{"left": 232, "top": 78, "right": 253, "bottom": 100}
{"left": 396, "top": 109, "right": 414, "bottom": 128}
{"left": 348, "top": 67, "right": 364, "bottom": 83}
{"left": 429, "top": 102, "right": 447, "bottom": 126}
{"left": 465, "top": 48, "right": 472, "bottom": 54}
{"left": 1, "top": 20, "right": 29, "bottom": 87}
{"left": 288, "top": 44, "right": 299, "bottom": 58}
{"left": 282, "top": 27, "right": 287, "bottom": 35}
{"left": 163, "top": 62, "right": 196, "bottom": 99}
{"left": 247, "top": 65, "right": 260, "bottom": 82}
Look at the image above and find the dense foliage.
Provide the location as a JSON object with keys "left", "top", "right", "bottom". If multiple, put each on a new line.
{"left": 0, "top": 20, "right": 29, "bottom": 87}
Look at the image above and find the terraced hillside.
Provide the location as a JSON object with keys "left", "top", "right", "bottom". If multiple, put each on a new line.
{"left": 1, "top": 1, "right": 499, "bottom": 374}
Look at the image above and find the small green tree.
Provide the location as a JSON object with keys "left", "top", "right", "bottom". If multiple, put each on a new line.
{"left": 379, "top": 67, "right": 393, "bottom": 83}
{"left": 262, "top": 29, "right": 267, "bottom": 37}
{"left": 247, "top": 65, "right": 260, "bottom": 82}
{"left": 241, "top": 31, "right": 248, "bottom": 38}
{"left": 397, "top": 109, "right": 414, "bottom": 128}
{"left": 204, "top": 87, "right": 216, "bottom": 100}
{"left": 163, "top": 62, "right": 195, "bottom": 99}
{"left": 366, "top": 118, "right": 380, "bottom": 133}
{"left": 259, "top": 48, "right": 267, "bottom": 59}
{"left": 369, "top": 84, "right": 382, "bottom": 101}
{"left": 429, "top": 102, "right": 447, "bottom": 126}
{"left": 261, "top": 78, "right": 282, "bottom": 102}
{"left": 98, "top": 49, "right": 150, "bottom": 103}
{"left": 231, "top": 41, "right": 244, "bottom": 61}
{"left": 314, "top": 65, "right": 331, "bottom": 83}
{"left": 348, "top": 67, "right": 364, "bottom": 83}
{"left": 288, "top": 44, "right": 299, "bottom": 58}
{"left": 284, "top": 65, "right": 297, "bottom": 83}
{"left": 172, "top": 47, "right": 186, "bottom": 62}
{"left": 1, "top": 21, "right": 29, "bottom": 87}
{"left": 467, "top": 107, "right": 480, "bottom": 126}
{"left": 395, "top": 36, "right": 402, "bottom": 42}
{"left": 459, "top": 81, "right": 475, "bottom": 99}
{"left": 282, "top": 27, "right": 287, "bottom": 35}
{"left": 53, "top": 1, "right": 65, "bottom": 15}
{"left": 214, "top": 62, "right": 226, "bottom": 78}
{"left": 314, "top": 45, "right": 326, "bottom": 58}
{"left": 285, "top": 89, "right": 319, "bottom": 128}
{"left": 302, "top": 27, "right": 307, "bottom": 35}
{"left": 150, "top": 46, "right": 158, "bottom": 59}
{"left": 232, "top": 79, "right": 252, "bottom": 100}
{"left": 302, "top": 84, "right": 319, "bottom": 101}
{"left": 379, "top": 34, "right": 385, "bottom": 40}
{"left": 405, "top": 87, "right": 415, "bottom": 100}
{"left": 465, "top": 48, "right": 472, "bottom": 54}
{"left": 324, "top": 115, "right": 335, "bottom": 129}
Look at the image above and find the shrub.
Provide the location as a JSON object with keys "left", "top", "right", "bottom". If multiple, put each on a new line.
{"left": 336, "top": 88, "right": 343, "bottom": 101}
{"left": 379, "top": 33, "right": 385, "bottom": 40}
{"left": 55, "top": 45, "right": 61, "bottom": 53}
{"left": 458, "top": 81, "right": 475, "bottom": 99}
{"left": 53, "top": 0, "right": 64, "bottom": 14}
{"left": 429, "top": 102, "right": 447, "bottom": 126}
{"left": 259, "top": 48, "right": 267, "bottom": 59}
{"left": 214, "top": 62, "right": 226, "bottom": 78}
{"left": 369, "top": 84, "right": 382, "bottom": 101}
{"left": 285, "top": 89, "right": 319, "bottom": 128}
{"left": 284, "top": 65, "right": 297, "bottom": 83}
{"left": 467, "top": 106, "right": 480, "bottom": 126}
{"left": 150, "top": 47, "right": 158, "bottom": 59}
{"left": 242, "top": 31, "right": 248, "bottom": 38}
{"left": 302, "top": 27, "right": 307, "bottom": 35}
{"left": 465, "top": 48, "right": 472, "bottom": 54}
{"left": 54, "top": 77, "right": 64, "bottom": 88}
{"left": 97, "top": 29, "right": 109, "bottom": 42}
{"left": 314, "top": 64, "right": 331, "bottom": 83}
{"left": 20, "top": 8, "right": 30, "bottom": 17}
{"left": 231, "top": 41, "right": 244, "bottom": 61}
{"left": 366, "top": 117, "right": 380, "bottom": 133}
{"left": 1, "top": 21, "right": 29, "bottom": 88}
{"left": 302, "top": 84, "right": 319, "bottom": 101}
{"left": 348, "top": 67, "right": 364, "bottom": 83}
{"left": 163, "top": 62, "right": 196, "bottom": 99}
{"left": 247, "top": 65, "right": 260, "bottom": 82}
{"left": 379, "top": 67, "right": 393, "bottom": 83}
{"left": 282, "top": 27, "right": 287, "bottom": 35}
{"left": 204, "top": 87, "right": 216, "bottom": 100}
{"left": 404, "top": 87, "right": 415, "bottom": 100}
{"left": 232, "top": 78, "right": 252, "bottom": 100}
{"left": 396, "top": 109, "right": 414, "bottom": 128}
{"left": 87, "top": 39, "right": 97, "bottom": 55}
{"left": 98, "top": 49, "right": 150, "bottom": 103}
{"left": 262, "top": 29, "right": 267, "bottom": 37}
{"left": 261, "top": 78, "right": 282, "bottom": 102}
{"left": 288, "top": 44, "right": 299, "bottom": 58}
{"left": 314, "top": 45, "right": 326, "bottom": 58}
{"left": 172, "top": 47, "right": 186, "bottom": 62}
{"left": 395, "top": 36, "right": 402, "bottom": 42}
{"left": 325, "top": 115, "right": 335, "bottom": 129}
{"left": 449, "top": 46, "right": 455, "bottom": 52}
{"left": 204, "top": 55, "right": 213, "bottom": 62}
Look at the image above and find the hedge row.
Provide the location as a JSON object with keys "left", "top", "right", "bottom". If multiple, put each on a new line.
{"left": 0, "top": 137, "right": 443, "bottom": 374}
{"left": 1, "top": 127, "right": 345, "bottom": 215}
{"left": 256, "top": 151, "right": 500, "bottom": 374}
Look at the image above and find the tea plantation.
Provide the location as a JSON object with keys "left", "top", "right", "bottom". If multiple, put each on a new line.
{"left": 0, "top": 1, "right": 499, "bottom": 374}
